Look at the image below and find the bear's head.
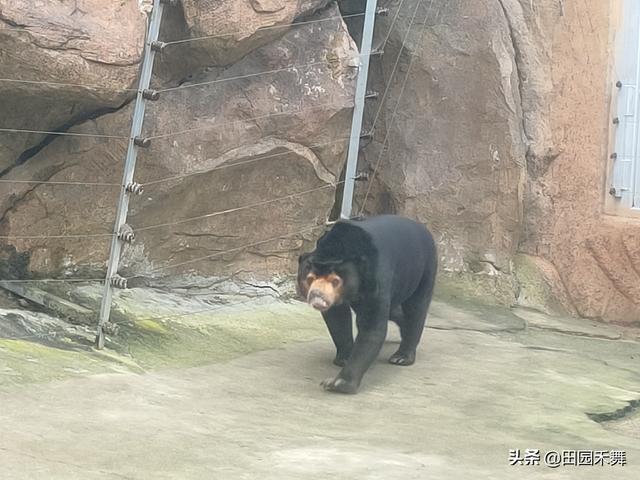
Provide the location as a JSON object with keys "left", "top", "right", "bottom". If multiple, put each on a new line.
{"left": 296, "top": 221, "right": 376, "bottom": 311}
{"left": 297, "top": 253, "right": 365, "bottom": 312}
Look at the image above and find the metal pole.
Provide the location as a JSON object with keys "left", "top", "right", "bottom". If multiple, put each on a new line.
{"left": 95, "top": 0, "right": 166, "bottom": 349}
{"left": 340, "top": 0, "right": 379, "bottom": 219}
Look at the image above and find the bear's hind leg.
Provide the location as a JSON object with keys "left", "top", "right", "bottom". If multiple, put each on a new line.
{"left": 389, "top": 273, "right": 435, "bottom": 366}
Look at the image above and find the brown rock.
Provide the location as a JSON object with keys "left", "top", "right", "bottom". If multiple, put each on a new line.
{"left": 356, "top": 0, "right": 526, "bottom": 272}
{"left": 177, "top": 0, "right": 331, "bottom": 67}
{"left": 356, "top": 0, "right": 640, "bottom": 325}
{"left": 0, "top": 5, "right": 357, "bottom": 279}
{"left": 2, "top": 0, "right": 638, "bottom": 327}
{"left": 513, "top": 253, "right": 577, "bottom": 316}
{"left": 518, "top": 0, "right": 640, "bottom": 324}
{"left": 250, "top": 0, "right": 286, "bottom": 14}
{"left": 0, "top": 0, "right": 145, "bottom": 171}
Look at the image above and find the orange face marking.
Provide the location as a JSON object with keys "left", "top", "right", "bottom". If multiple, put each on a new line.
{"left": 306, "top": 273, "right": 344, "bottom": 311}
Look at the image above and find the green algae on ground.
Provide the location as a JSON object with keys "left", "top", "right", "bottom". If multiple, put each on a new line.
{"left": 0, "top": 338, "right": 124, "bottom": 387}
{"left": 136, "top": 318, "right": 169, "bottom": 335}
{"left": 1, "top": 298, "right": 329, "bottom": 388}
{"left": 116, "top": 301, "right": 327, "bottom": 370}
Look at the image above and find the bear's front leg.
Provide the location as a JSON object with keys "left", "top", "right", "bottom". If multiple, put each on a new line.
{"left": 321, "top": 304, "right": 353, "bottom": 366}
{"left": 322, "top": 303, "right": 389, "bottom": 394}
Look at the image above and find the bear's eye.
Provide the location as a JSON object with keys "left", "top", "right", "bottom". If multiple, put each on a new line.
{"left": 306, "top": 274, "right": 316, "bottom": 286}
{"left": 331, "top": 276, "right": 342, "bottom": 289}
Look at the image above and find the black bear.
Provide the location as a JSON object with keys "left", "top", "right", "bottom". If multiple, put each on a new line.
{"left": 297, "top": 215, "right": 437, "bottom": 394}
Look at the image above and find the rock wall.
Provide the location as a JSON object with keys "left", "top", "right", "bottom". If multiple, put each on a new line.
{"left": 1, "top": 0, "right": 639, "bottom": 325}
{"left": 354, "top": 0, "right": 639, "bottom": 324}
{"left": 0, "top": 2, "right": 357, "bottom": 276}
{"left": 355, "top": 0, "right": 527, "bottom": 275}
{"left": 0, "top": 1, "right": 356, "bottom": 279}
{"left": 521, "top": 0, "right": 640, "bottom": 325}
{"left": 0, "top": 0, "right": 144, "bottom": 172}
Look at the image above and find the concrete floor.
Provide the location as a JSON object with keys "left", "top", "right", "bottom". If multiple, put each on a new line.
{"left": 0, "top": 293, "right": 639, "bottom": 479}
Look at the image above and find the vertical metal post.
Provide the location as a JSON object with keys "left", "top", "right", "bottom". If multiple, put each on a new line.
{"left": 95, "top": 0, "right": 165, "bottom": 349}
{"left": 340, "top": 0, "right": 379, "bottom": 219}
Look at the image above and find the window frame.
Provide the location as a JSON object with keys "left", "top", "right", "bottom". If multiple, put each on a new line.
{"left": 605, "top": 0, "right": 640, "bottom": 218}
